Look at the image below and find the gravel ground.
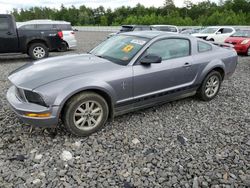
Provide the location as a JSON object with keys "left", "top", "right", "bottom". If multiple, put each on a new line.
{"left": 0, "top": 31, "right": 249, "bottom": 188}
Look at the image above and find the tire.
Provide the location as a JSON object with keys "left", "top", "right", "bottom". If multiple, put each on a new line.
{"left": 57, "top": 42, "right": 68, "bottom": 52}
{"left": 247, "top": 47, "right": 250, "bottom": 56}
{"left": 62, "top": 92, "right": 109, "bottom": 137}
{"left": 197, "top": 71, "right": 222, "bottom": 101}
{"left": 28, "top": 43, "right": 49, "bottom": 60}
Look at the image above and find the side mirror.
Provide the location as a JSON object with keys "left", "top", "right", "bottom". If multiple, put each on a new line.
{"left": 216, "top": 31, "right": 222, "bottom": 35}
{"left": 140, "top": 54, "right": 162, "bottom": 65}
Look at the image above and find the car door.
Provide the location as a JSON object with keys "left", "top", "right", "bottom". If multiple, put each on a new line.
{"left": 133, "top": 38, "right": 198, "bottom": 106}
{"left": 0, "top": 15, "right": 18, "bottom": 53}
{"left": 214, "top": 28, "right": 234, "bottom": 43}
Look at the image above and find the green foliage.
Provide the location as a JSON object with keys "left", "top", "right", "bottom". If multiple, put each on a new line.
{"left": 11, "top": 0, "right": 250, "bottom": 26}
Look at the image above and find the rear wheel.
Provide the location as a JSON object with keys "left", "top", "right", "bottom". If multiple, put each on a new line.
{"left": 197, "top": 71, "right": 222, "bottom": 101}
{"left": 57, "top": 42, "right": 68, "bottom": 52}
{"left": 247, "top": 47, "right": 250, "bottom": 56}
{"left": 28, "top": 43, "right": 49, "bottom": 60}
{"left": 62, "top": 92, "right": 109, "bottom": 137}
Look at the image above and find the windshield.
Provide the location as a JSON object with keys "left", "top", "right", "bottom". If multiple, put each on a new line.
{"left": 231, "top": 30, "right": 250, "bottom": 38}
{"left": 201, "top": 28, "right": 218, "bottom": 34}
{"left": 120, "top": 26, "right": 133, "bottom": 32}
{"left": 90, "top": 35, "right": 149, "bottom": 65}
{"left": 155, "top": 26, "right": 178, "bottom": 32}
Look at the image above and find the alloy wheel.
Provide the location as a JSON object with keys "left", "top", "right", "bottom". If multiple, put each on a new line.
{"left": 73, "top": 100, "right": 103, "bottom": 131}
{"left": 205, "top": 75, "right": 220, "bottom": 98}
{"left": 33, "top": 47, "right": 45, "bottom": 59}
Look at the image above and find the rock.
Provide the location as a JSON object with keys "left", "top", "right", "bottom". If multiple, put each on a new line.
{"left": 177, "top": 135, "right": 188, "bottom": 145}
{"left": 60, "top": 150, "right": 73, "bottom": 161}
{"left": 121, "top": 171, "right": 130, "bottom": 178}
{"left": 32, "top": 178, "right": 41, "bottom": 185}
{"left": 171, "top": 176, "right": 178, "bottom": 184}
{"left": 132, "top": 138, "right": 140, "bottom": 145}
{"left": 201, "top": 181, "right": 209, "bottom": 188}
{"left": 34, "top": 154, "right": 43, "bottom": 160}
{"left": 9, "top": 155, "right": 27, "bottom": 162}
{"left": 142, "top": 168, "right": 150, "bottom": 173}
{"left": 30, "top": 149, "right": 37, "bottom": 154}
{"left": 246, "top": 140, "right": 250, "bottom": 146}
{"left": 38, "top": 172, "right": 46, "bottom": 178}
{"left": 229, "top": 173, "right": 237, "bottom": 179}
{"left": 58, "top": 170, "right": 67, "bottom": 176}
{"left": 72, "top": 141, "right": 81, "bottom": 148}
{"left": 192, "top": 177, "right": 199, "bottom": 188}
{"left": 223, "top": 172, "right": 228, "bottom": 180}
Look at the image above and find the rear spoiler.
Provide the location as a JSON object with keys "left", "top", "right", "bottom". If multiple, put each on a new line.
{"left": 211, "top": 42, "right": 234, "bottom": 48}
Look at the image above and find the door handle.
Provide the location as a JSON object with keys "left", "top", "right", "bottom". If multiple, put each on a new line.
{"left": 183, "top": 62, "right": 191, "bottom": 68}
{"left": 6, "top": 31, "right": 12, "bottom": 35}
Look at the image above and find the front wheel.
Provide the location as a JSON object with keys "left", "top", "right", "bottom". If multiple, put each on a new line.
{"left": 62, "top": 92, "right": 109, "bottom": 137}
{"left": 197, "top": 71, "right": 222, "bottom": 101}
{"left": 247, "top": 47, "right": 250, "bottom": 56}
{"left": 28, "top": 43, "right": 49, "bottom": 60}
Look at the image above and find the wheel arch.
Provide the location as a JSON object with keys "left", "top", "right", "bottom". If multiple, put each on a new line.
{"left": 26, "top": 39, "right": 49, "bottom": 52}
{"left": 210, "top": 67, "right": 225, "bottom": 80}
{"left": 199, "top": 59, "right": 226, "bottom": 83}
{"left": 60, "top": 88, "right": 114, "bottom": 120}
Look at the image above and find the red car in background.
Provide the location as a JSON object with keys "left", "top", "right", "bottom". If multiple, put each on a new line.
{"left": 225, "top": 29, "right": 250, "bottom": 56}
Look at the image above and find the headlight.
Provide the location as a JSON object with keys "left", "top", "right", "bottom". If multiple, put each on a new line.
{"left": 24, "top": 90, "right": 47, "bottom": 107}
{"left": 241, "top": 39, "right": 250, "bottom": 45}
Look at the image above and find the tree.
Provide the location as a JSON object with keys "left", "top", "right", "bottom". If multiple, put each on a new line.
{"left": 10, "top": 0, "right": 250, "bottom": 26}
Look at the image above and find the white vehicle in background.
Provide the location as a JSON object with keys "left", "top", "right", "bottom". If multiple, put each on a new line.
{"left": 17, "top": 20, "right": 77, "bottom": 52}
{"left": 192, "top": 26, "right": 236, "bottom": 43}
{"left": 151, "top": 25, "right": 179, "bottom": 33}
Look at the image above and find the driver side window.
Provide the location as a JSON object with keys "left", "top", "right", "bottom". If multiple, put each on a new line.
{"left": 146, "top": 38, "right": 190, "bottom": 60}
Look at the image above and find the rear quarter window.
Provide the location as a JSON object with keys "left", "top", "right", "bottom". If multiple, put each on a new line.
{"left": 0, "top": 17, "right": 9, "bottom": 30}
{"left": 36, "top": 24, "right": 54, "bottom": 30}
{"left": 19, "top": 24, "right": 36, "bottom": 30}
{"left": 198, "top": 41, "right": 212, "bottom": 53}
{"left": 56, "top": 24, "right": 72, "bottom": 31}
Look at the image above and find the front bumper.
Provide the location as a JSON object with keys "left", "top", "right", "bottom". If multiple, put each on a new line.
{"left": 6, "top": 86, "right": 59, "bottom": 127}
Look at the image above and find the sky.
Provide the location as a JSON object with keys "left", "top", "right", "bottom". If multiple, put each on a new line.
{"left": 0, "top": 0, "right": 218, "bottom": 14}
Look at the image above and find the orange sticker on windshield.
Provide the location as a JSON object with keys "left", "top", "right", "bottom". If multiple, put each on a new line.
{"left": 122, "top": 44, "right": 134, "bottom": 53}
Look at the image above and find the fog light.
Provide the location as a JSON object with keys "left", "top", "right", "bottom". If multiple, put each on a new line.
{"left": 25, "top": 113, "right": 51, "bottom": 118}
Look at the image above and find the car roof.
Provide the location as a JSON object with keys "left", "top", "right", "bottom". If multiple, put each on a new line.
{"left": 151, "top": 25, "right": 178, "bottom": 27}
{"left": 121, "top": 31, "right": 189, "bottom": 39}
{"left": 17, "top": 19, "right": 71, "bottom": 26}
{"left": 121, "top": 25, "right": 150, "bottom": 28}
{"left": 207, "top": 26, "right": 234, "bottom": 29}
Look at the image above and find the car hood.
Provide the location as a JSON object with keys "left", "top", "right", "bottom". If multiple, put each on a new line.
{"left": 225, "top": 37, "right": 250, "bottom": 44}
{"left": 8, "top": 54, "right": 121, "bottom": 89}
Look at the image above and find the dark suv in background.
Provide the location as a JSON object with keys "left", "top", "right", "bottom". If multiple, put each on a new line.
{"left": 0, "top": 14, "right": 64, "bottom": 59}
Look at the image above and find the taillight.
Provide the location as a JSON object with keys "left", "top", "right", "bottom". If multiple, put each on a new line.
{"left": 58, "top": 31, "right": 63, "bottom": 39}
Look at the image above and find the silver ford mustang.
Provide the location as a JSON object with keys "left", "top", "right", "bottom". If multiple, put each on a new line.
{"left": 7, "top": 31, "right": 238, "bottom": 136}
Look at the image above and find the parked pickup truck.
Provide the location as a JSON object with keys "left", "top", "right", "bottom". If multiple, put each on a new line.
{"left": 0, "top": 14, "right": 64, "bottom": 60}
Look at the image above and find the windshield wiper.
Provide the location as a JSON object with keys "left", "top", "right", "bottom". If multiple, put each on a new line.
{"left": 95, "top": 54, "right": 105, "bottom": 58}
